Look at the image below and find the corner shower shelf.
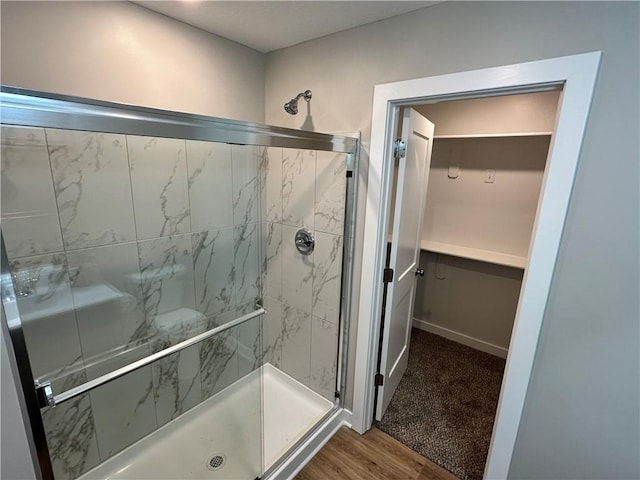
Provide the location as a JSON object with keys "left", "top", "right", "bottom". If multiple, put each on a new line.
{"left": 21, "top": 283, "right": 128, "bottom": 324}
{"left": 421, "top": 240, "right": 527, "bottom": 269}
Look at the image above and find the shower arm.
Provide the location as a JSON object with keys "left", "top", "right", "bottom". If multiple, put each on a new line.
{"left": 292, "top": 90, "right": 312, "bottom": 104}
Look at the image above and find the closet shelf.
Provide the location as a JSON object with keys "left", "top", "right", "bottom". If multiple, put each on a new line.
{"left": 433, "top": 131, "right": 553, "bottom": 139}
{"left": 421, "top": 240, "right": 526, "bottom": 269}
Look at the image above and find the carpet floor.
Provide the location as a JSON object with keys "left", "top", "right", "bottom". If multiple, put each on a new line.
{"left": 376, "top": 328, "right": 506, "bottom": 480}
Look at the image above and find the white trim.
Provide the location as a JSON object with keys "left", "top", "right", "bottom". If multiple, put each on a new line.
{"left": 264, "top": 408, "right": 349, "bottom": 480}
{"left": 421, "top": 240, "right": 526, "bottom": 269}
{"left": 412, "top": 318, "right": 508, "bottom": 359}
{"left": 341, "top": 408, "right": 354, "bottom": 428}
{"left": 434, "top": 131, "right": 553, "bottom": 139}
{"left": 353, "top": 52, "right": 601, "bottom": 478}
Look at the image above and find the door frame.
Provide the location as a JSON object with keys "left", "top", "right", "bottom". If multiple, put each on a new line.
{"left": 352, "top": 52, "right": 601, "bottom": 478}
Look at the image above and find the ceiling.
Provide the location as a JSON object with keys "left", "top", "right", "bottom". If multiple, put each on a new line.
{"left": 133, "top": 1, "right": 440, "bottom": 53}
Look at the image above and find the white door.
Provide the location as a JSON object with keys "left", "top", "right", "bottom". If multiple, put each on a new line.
{"left": 376, "top": 108, "right": 434, "bottom": 420}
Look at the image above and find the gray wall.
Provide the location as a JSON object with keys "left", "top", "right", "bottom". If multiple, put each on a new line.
{"left": 265, "top": 2, "right": 639, "bottom": 478}
{"left": 1, "top": 309, "right": 38, "bottom": 479}
{"left": 0, "top": 1, "right": 266, "bottom": 122}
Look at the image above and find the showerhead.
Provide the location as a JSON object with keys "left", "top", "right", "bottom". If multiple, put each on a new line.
{"left": 284, "top": 100, "right": 298, "bottom": 115}
{"left": 284, "top": 90, "right": 312, "bottom": 115}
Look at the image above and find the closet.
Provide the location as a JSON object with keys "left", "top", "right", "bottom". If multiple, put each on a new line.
{"left": 412, "top": 91, "right": 561, "bottom": 357}
{"left": 378, "top": 91, "right": 563, "bottom": 480}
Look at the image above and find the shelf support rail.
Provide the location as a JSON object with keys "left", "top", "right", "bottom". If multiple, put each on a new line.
{"left": 36, "top": 307, "right": 266, "bottom": 408}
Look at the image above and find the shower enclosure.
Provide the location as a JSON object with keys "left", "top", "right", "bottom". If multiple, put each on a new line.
{"left": 0, "top": 87, "right": 358, "bottom": 480}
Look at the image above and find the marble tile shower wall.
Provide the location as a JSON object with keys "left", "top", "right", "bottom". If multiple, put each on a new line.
{"left": 261, "top": 147, "right": 347, "bottom": 402}
{"left": 0, "top": 126, "right": 263, "bottom": 479}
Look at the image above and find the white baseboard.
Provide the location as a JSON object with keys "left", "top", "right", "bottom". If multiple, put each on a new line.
{"left": 412, "top": 318, "right": 508, "bottom": 359}
{"left": 341, "top": 409, "right": 353, "bottom": 428}
{"left": 265, "top": 408, "right": 348, "bottom": 480}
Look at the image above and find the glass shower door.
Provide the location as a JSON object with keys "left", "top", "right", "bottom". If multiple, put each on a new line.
{"left": 1, "top": 123, "right": 264, "bottom": 479}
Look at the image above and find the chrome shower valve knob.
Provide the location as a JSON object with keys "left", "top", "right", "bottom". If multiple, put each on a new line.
{"left": 295, "top": 228, "right": 315, "bottom": 255}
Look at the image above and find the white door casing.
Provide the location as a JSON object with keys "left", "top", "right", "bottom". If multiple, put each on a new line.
{"left": 353, "top": 52, "right": 601, "bottom": 479}
{"left": 376, "top": 109, "right": 434, "bottom": 420}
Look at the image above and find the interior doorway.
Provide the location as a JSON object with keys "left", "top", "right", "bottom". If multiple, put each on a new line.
{"left": 374, "top": 91, "right": 561, "bottom": 480}
{"left": 352, "top": 52, "right": 601, "bottom": 480}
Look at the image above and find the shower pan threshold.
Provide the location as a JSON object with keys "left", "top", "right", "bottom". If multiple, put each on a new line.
{"left": 78, "top": 363, "right": 333, "bottom": 480}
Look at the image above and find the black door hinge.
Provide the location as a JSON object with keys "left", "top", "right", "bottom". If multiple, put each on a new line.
{"left": 335, "top": 390, "right": 341, "bottom": 399}
{"left": 383, "top": 268, "right": 394, "bottom": 283}
{"left": 375, "top": 373, "right": 384, "bottom": 386}
{"left": 346, "top": 170, "right": 353, "bottom": 178}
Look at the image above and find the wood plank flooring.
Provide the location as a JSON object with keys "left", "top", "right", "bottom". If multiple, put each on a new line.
{"left": 295, "top": 427, "right": 459, "bottom": 480}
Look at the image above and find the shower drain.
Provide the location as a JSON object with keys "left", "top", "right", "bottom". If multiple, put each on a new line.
{"left": 206, "top": 454, "right": 226, "bottom": 471}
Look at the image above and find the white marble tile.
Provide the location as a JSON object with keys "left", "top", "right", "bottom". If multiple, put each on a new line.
{"left": 234, "top": 223, "right": 260, "bottom": 308}
{"left": 199, "top": 327, "right": 239, "bottom": 399}
{"left": 281, "top": 304, "right": 311, "bottom": 386}
{"left": 263, "top": 296, "right": 282, "bottom": 368}
{"left": 0, "top": 126, "right": 63, "bottom": 259}
{"left": 186, "top": 140, "right": 233, "bottom": 232}
{"left": 282, "top": 148, "right": 315, "bottom": 228}
{"left": 192, "top": 228, "right": 235, "bottom": 317}
{"left": 310, "top": 316, "right": 339, "bottom": 402}
{"left": 66, "top": 242, "right": 148, "bottom": 368}
{"left": 128, "top": 136, "right": 191, "bottom": 240}
{"left": 199, "top": 308, "right": 245, "bottom": 399}
{"left": 41, "top": 372, "right": 100, "bottom": 480}
{"left": 262, "top": 147, "right": 283, "bottom": 223}
{"left": 142, "top": 233, "right": 203, "bottom": 428}
{"left": 152, "top": 343, "right": 202, "bottom": 427}
{"left": 137, "top": 235, "right": 199, "bottom": 344}
{"left": 281, "top": 225, "right": 313, "bottom": 315}
{"left": 9, "top": 254, "right": 84, "bottom": 383}
{"left": 232, "top": 145, "right": 259, "bottom": 226}
{"left": 237, "top": 314, "right": 262, "bottom": 377}
{"left": 312, "top": 232, "right": 343, "bottom": 325}
{"left": 46, "top": 128, "right": 136, "bottom": 250}
{"left": 264, "top": 222, "right": 282, "bottom": 302}
{"left": 89, "top": 364, "right": 156, "bottom": 459}
{"left": 315, "top": 151, "right": 347, "bottom": 235}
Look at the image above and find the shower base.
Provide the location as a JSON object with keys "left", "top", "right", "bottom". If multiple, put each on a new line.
{"left": 79, "top": 363, "right": 333, "bottom": 479}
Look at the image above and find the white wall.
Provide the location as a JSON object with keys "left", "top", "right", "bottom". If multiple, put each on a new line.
{"left": 265, "top": 2, "right": 639, "bottom": 478}
{"left": 0, "top": 1, "right": 266, "bottom": 122}
{"left": 423, "top": 135, "right": 549, "bottom": 258}
{"left": 414, "top": 252, "right": 523, "bottom": 353}
{"left": 414, "top": 134, "right": 549, "bottom": 356}
{"left": 415, "top": 90, "right": 560, "bottom": 136}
